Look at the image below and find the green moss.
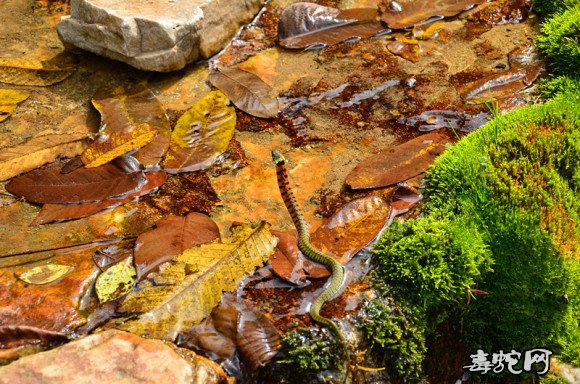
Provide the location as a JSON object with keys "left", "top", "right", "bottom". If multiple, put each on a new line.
{"left": 423, "top": 94, "right": 580, "bottom": 363}
{"left": 359, "top": 297, "right": 427, "bottom": 382}
{"left": 279, "top": 328, "right": 341, "bottom": 372}
{"left": 539, "top": 75, "right": 580, "bottom": 99}
{"left": 373, "top": 214, "right": 492, "bottom": 317}
{"left": 536, "top": 4, "right": 580, "bottom": 77}
{"left": 532, "top": 0, "right": 579, "bottom": 17}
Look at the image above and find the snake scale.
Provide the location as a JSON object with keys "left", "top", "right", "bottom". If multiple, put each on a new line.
{"left": 272, "top": 150, "right": 350, "bottom": 379}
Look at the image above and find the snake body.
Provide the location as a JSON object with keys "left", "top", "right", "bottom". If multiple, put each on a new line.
{"left": 272, "top": 150, "right": 350, "bottom": 374}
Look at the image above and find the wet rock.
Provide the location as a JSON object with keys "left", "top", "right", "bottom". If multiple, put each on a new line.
{"left": 57, "top": 0, "right": 265, "bottom": 72}
{"left": 0, "top": 330, "right": 228, "bottom": 384}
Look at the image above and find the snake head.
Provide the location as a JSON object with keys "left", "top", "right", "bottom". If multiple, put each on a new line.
{"left": 271, "top": 150, "right": 286, "bottom": 165}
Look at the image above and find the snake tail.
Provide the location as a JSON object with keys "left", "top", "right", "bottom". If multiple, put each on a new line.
{"left": 272, "top": 150, "right": 348, "bottom": 351}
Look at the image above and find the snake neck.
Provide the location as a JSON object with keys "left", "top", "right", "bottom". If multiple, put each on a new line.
{"left": 275, "top": 160, "right": 310, "bottom": 235}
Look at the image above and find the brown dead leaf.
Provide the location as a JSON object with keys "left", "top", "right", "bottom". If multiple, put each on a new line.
{"left": 0, "top": 57, "right": 73, "bottom": 86}
{"left": 134, "top": 212, "right": 221, "bottom": 281}
{"left": 269, "top": 230, "right": 329, "bottom": 285}
{"left": 0, "top": 325, "right": 68, "bottom": 349}
{"left": 345, "top": 131, "right": 449, "bottom": 190}
{"left": 0, "top": 132, "right": 88, "bottom": 181}
{"left": 85, "top": 86, "right": 171, "bottom": 168}
{"left": 378, "top": 0, "right": 484, "bottom": 29}
{"left": 6, "top": 159, "right": 146, "bottom": 204}
{"left": 310, "top": 194, "right": 392, "bottom": 264}
{"left": 209, "top": 67, "right": 279, "bottom": 118}
{"left": 458, "top": 64, "right": 543, "bottom": 105}
{"left": 278, "top": 3, "right": 385, "bottom": 49}
{"left": 31, "top": 171, "right": 167, "bottom": 225}
{"left": 390, "top": 183, "right": 423, "bottom": 215}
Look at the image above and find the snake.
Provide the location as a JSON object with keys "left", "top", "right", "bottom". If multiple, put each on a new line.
{"left": 272, "top": 150, "right": 350, "bottom": 379}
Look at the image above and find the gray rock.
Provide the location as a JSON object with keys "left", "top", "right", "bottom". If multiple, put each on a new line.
{"left": 57, "top": 0, "right": 264, "bottom": 72}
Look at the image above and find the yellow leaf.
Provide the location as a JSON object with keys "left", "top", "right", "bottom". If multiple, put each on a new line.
{"left": 0, "top": 132, "right": 88, "bottom": 181}
{"left": 117, "top": 221, "right": 278, "bottom": 339}
{"left": 0, "top": 57, "right": 73, "bottom": 86}
{"left": 162, "top": 90, "right": 236, "bottom": 173}
{"left": 95, "top": 256, "right": 137, "bottom": 303}
{"left": 17, "top": 263, "right": 74, "bottom": 285}
{"left": 0, "top": 89, "right": 29, "bottom": 123}
{"left": 81, "top": 123, "right": 158, "bottom": 168}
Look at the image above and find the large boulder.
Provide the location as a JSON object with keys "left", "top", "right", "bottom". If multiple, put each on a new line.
{"left": 0, "top": 330, "right": 229, "bottom": 384}
{"left": 57, "top": 0, "right": 264, "bottom": 72}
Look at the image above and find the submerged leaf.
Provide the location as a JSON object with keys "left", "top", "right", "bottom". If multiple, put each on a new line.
{"left": 134, "top": 212, "right": 221, "bottom": 281}
{"left": 86, "top": 86, "right": 171, "bottom": 168}
{"left": 17, "top": 264, "right": 74, "bottom": 285}
{"left": 387, "top": 35, "right": 421, "bottom": 62}
{"left": 0, "top": 132, "right": 88, "bottom": 182}
{"left": 161, "top": 90, "right": 236, "bottom": 174}
{"left": 278, "top": 3, "right": 385, "bottom": 49}
{"left": 95, "top": 256, "right": 137, "bottom": 303}
{"left": 0, "top": 89, "right": 29, "bottom": 123}
{"left": 378, "top": 0, "right": 484, "bottom": 29}
{"left": 345, "top": 132, "right": 449, "bottom": 190}
{"left": 31, "top": 171, "right": 167, "bottom": 225}
{"left": 310, "top": 195, "right": 392, "bottom": 264}
{"left": 0, "top": 57, "right": 73, "bottom": 86}
{"left": 397, "top": 110, "right": 490, "bottom": 132}
{"left": 117, "top": 222, "right": 278, "bottom": 339}
{"left": 0, "top": 325, "right": 68, "bottom": 349}
{"left": 209, "top": 67, "right": 279, "bottom": 118}
{"left": 6, "top": 159, "right": 145, "bottom": 204}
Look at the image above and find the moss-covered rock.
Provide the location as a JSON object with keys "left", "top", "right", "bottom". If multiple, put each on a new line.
{"left": 532, "top": 0, "right": 579, "bottom": 17}
{"left": 424, "top": 94, "right": 580, "bottom": 363}
{"left": 539, "top": 76, "right": 580, "bottom": 99}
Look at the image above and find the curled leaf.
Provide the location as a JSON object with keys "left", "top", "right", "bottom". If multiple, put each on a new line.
{"left": 0, "top": 89, "right": 29, "bottom": 123}
{"left": 209, "top": 67, "right": 279, "bottom": 118}
{"left": 17, "top": 264, "right": 74, "bottom": 285}
{"left": 86, "top": 86, "right": 171, "bottom": 168}
{"left": 95, "top": 256, "right": 137, "bottom": 303}
{"left": 161, "top": 90, "right": 236, "bottom": 174}
{"left": 278, "top": 3, "right": 385, "bottom": 49}
{"left": 0, "top": 57, "right": 73, "bottom": 86}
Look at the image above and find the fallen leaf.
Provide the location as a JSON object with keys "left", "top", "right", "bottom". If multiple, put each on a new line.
{"left": 387, "top": 35, "right": 421, "bottom": 62}
{"left": 0, "top": 325, "right": 68, "bottom": 349}
{"left": 117, "top": 222, "right": 278, "bottom": 340}
{"left": 134, "top": 212, "right": 221, "bottom": 281}
{"left": 92, "top": 241, "right": 134, "bottom": 271}
{"left": 345, "top": 132, "right": 449, "bottom": 190}
{"left": 0, "top": 132, "right": 88, "bottom": 181}
{"left": 0, "top": 57, "right": 73, "bottom": 86}
{"left": 177, "top": 294, "right": 280, "bottom": 370}
{"left": 209, "top": 67, "right": 279, "bottom": 118}
{"left": 378, "top": 0, "right": 484, "bottom": 29}
{"left": 6, "top": 159, "right": 146, "bottom": 204}
{"left": 390, "top": 183, "right": 423, "bottom": 215}
{"left": 16, "top": 263, "right": 74, "bottom": 285}
{"left": 31, "top": 171, "right": 167, "bottom": 225}
{"left": 278, "top": 3, "right": 386, "bottom": 49}
{"left": 162, "top": 90, "right": 236, "bottom": 174}
{"left": 412, "top": 20, "right": 445, "bottom": 39}
{"left": 397, "top": 109, "right": 490, "bottom": 132}
{"left": 0, "top": 89, "right": 29, "bottom": 123}
{"left": 310, "top": 195, "right": 393, "bottom": 264}
{"left": 81, "top": 123, "right": 158, "bottom": 168}
{"left": 95, "top": 256, "right": 137, "bottom": 303}
{"left": 86, "top": 86, "right": 171, "bottom": 168}
{"left": 269, "top": 230, "right": 329, "bottom": 285}
{"left": 458, "top": 65, "right": 543, "bottom": 104}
